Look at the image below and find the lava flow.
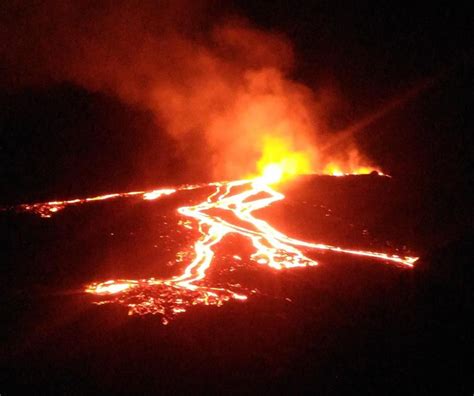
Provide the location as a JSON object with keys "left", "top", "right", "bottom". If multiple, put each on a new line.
{"left": 82, "top": 173, "right": 418, "bottom": 324}
{"left": 13, "top": 182, "right": 221, "bottom": 218}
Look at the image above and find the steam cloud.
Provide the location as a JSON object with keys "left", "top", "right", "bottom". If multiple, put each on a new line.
{"left": 1, "top": 0, "right": 371, "bottom": 180}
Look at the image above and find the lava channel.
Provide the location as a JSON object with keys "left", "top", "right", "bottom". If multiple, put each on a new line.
{"left": 83, "top": 178, "right": 418, "bottom": 324}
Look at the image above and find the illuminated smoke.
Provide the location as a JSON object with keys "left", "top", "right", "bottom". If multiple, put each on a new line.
{"left": 0, "top": 0, "right": 376, "bottom": 179}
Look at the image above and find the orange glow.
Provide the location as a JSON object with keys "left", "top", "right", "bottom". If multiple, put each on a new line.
{"left": 84, "top": 177, "right": 418, "bottom": 323}
{"left": 16, "top": 186, "right": 208, "bottom": 218}
{"left": 85, "top": 280, "right": 138, "bottom": 295}
{"left": 143, "top": 189, "right": 176, "bottom": 200}
{"left": 321, "top": 148, "right": 384, "bottom": 176}
{"left": 1, "top": 1, "right": 396, "bottom": 184}
{"left": 18, "top": 191, "right": 144, "bottom": 218}
{"left": 323, "top": 163, "right": 381, "bottom": 176}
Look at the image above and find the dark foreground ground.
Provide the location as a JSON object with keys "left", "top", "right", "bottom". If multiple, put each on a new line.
{"left": 0, "top": 175, "right": 472, "bottom": 394}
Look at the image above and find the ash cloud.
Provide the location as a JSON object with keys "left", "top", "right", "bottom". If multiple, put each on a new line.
{"left": 0, "top": 0, "right": 370, "bottom": 180}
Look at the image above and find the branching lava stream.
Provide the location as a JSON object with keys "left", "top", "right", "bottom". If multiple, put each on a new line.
{"left": 79, "top": 177, "right": 418, "bottom": 324}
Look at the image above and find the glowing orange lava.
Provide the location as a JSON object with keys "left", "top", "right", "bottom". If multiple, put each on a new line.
{"left": 15, "top": 183, "right": 213, "bottom": 217}
{"left": 8, "top": 162, "right": 417, "bottom": 324}
{"left": 83, "top": 177, "right": 418, "bottom": 324}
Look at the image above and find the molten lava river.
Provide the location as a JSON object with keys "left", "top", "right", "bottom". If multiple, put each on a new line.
{"left": 13, "top": 176, "right": 418, "bottom": 324}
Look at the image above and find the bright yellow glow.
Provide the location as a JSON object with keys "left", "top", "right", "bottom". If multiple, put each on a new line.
{"left": 356, "top": 166, "right": 374, "bottom": 174}
{"left": 261, "top": 163, "right": 284, "bottom": 184}
{"left": 256, "top": 136, "right": 312, "bottom": 183}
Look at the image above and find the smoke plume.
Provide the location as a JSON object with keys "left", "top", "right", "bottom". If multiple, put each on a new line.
{"left": 0, "top": 0, "right": 372, "bottom": 180}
